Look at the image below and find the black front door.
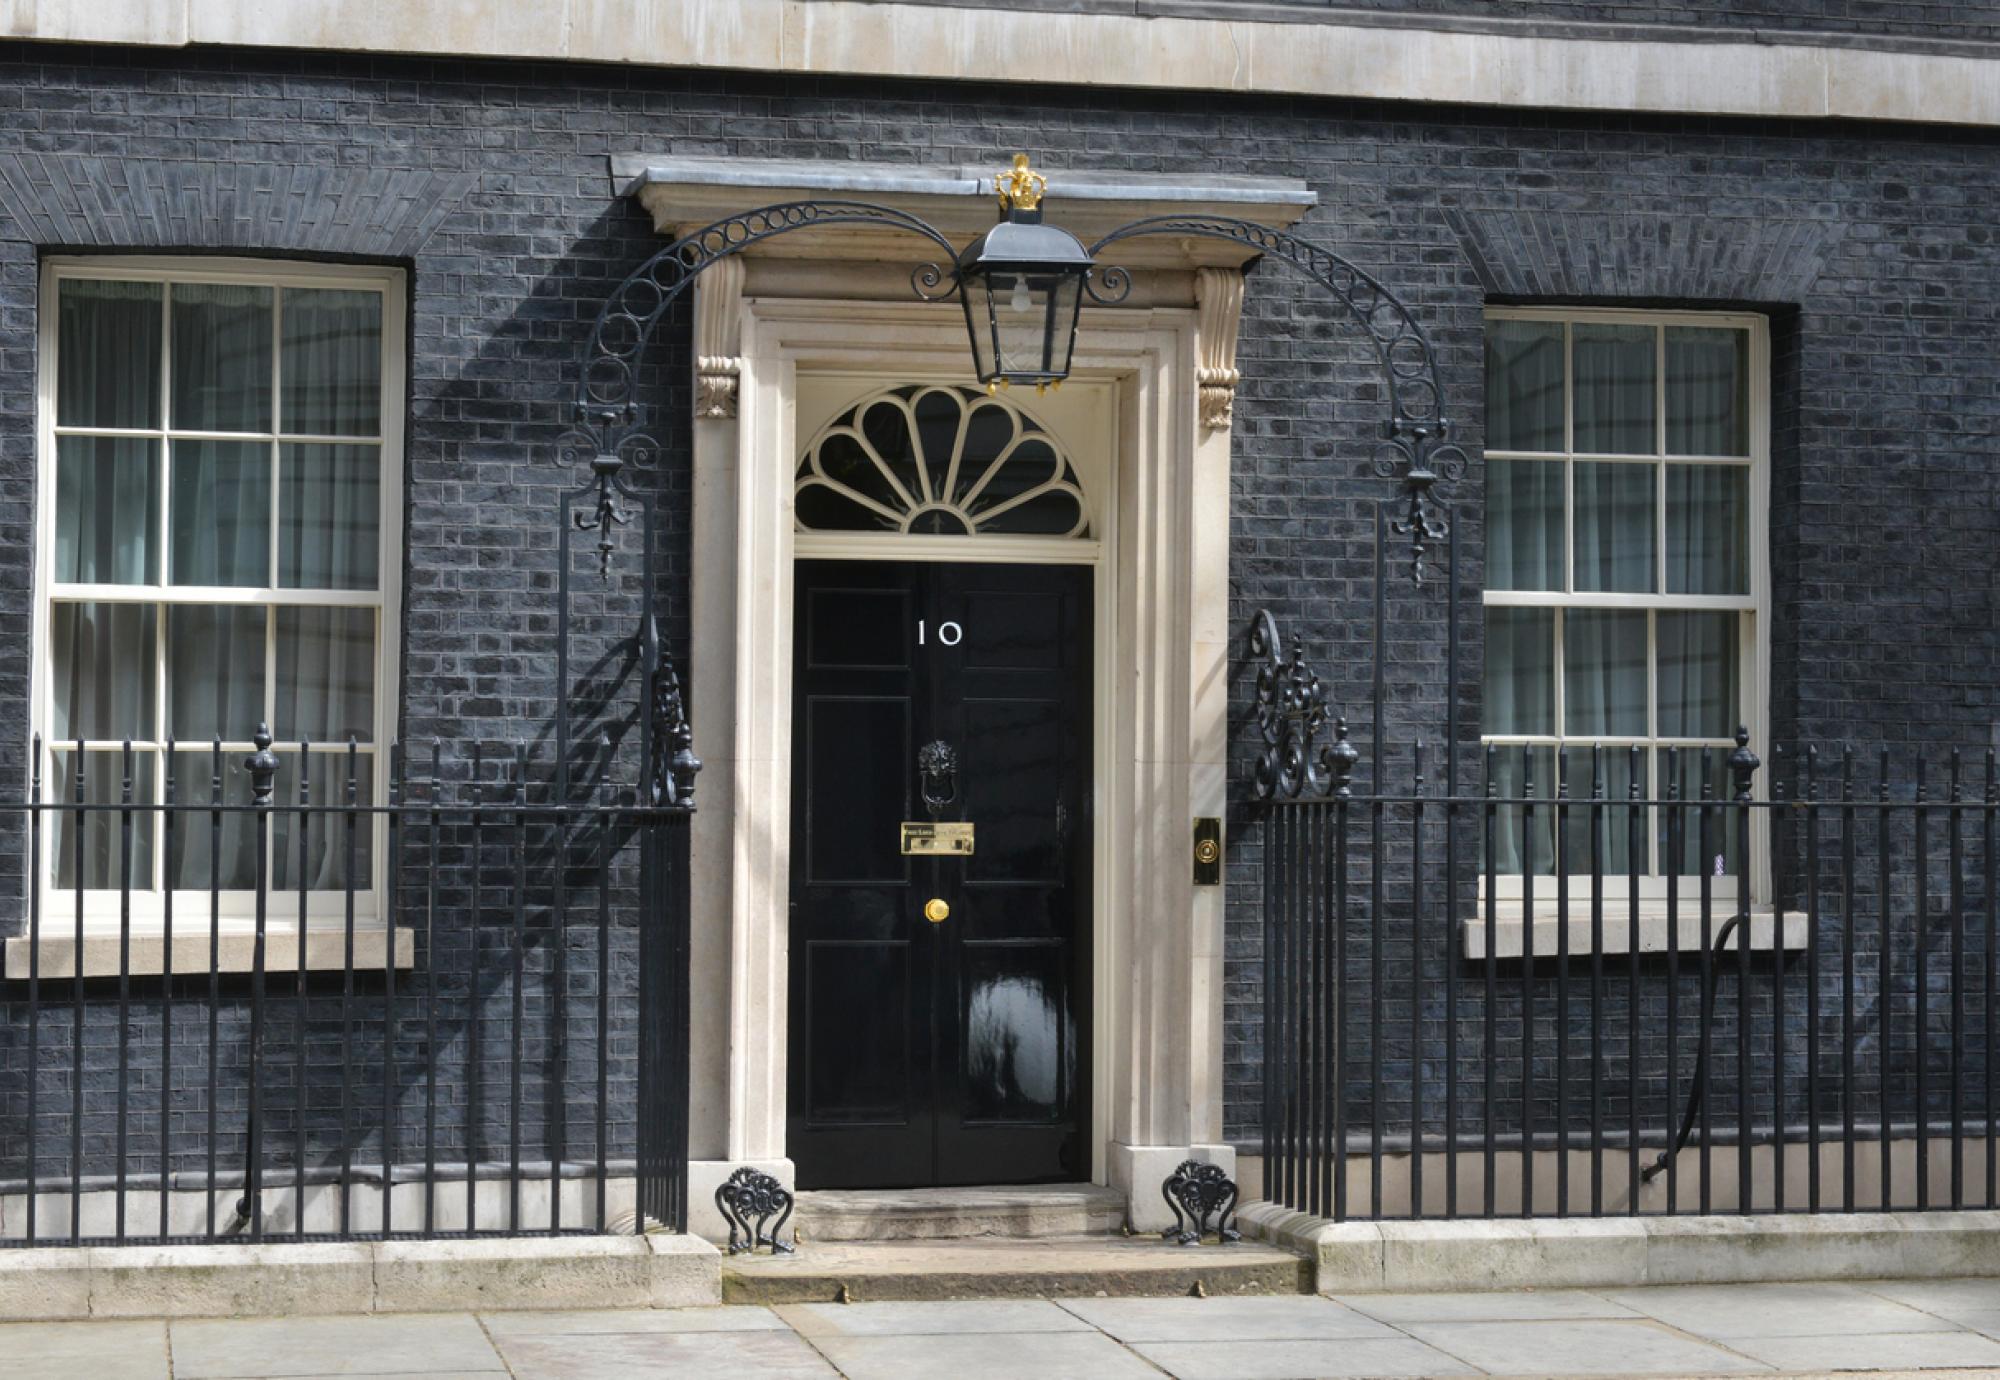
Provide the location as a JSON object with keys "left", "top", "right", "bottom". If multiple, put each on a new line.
{"left": 788, "top": 559, "right": 1092, "bottom": 1189}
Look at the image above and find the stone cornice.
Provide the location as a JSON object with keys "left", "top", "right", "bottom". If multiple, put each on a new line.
{"left": 7, "top": 0, "right": 1997, "bottom": 128}
{"left": 615, "top": 156, "right": 1318, "bottom": 272}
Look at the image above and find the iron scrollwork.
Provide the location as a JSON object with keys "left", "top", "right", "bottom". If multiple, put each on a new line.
{"left": 1090, "top": 216, "right": 1460, "bottom": 584}
{"left": 714, "top": 1167, "right": 797, "bottom": 1255}
{"left": 1250, "top": 610, "right": 1357, "bottom": 801}
{"left": 1160, "top": 1160, "right": 1240, "bottom": 1246}
{"left": 642, "top": 614, "right": 701, "bottom": 810}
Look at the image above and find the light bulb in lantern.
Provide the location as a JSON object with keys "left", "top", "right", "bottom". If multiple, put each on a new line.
{"left": 1008, "top": 277, "right": 1032, "bottom": 314}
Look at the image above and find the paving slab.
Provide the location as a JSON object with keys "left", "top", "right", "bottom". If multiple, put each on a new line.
{"left": 478, "top": 1305, "right": 786, "bottom": 1336}
{"left": 778, "top": 1298, "right": 1093, "bottom": 1336}
{"left": 0, "top": 1318, "right": 168, "bottom": 1380}
{"left": 1060, "top": 1294, "right": 1403, "bottom": 1342}
{"left": 1606, "top": 1281, "right": 1957, "bottom": 1339}
{"left": 1404, "top": 1317, "right": 1772, "bottom": 1375}
{"left": 1134, "top": 1336, "right": 1479, "bottom": 1378}
{"left": 1332, "top": 1287, "right": 1642, "bottom": 1323}
{"left": 1724, "top": 1329, "right": 2000, "bottom": 1372}
{"left": 496, "top": 1327, "right": 840, "bottom": 1380}
{"left": 1858, "top": 1278, "right": 2000, "bottom": 1322}
{"left": 808, "top": 1328, "right": 1166, "bottom": 1380}
{"left": 1951, "top": 1309, "right": 2000, "bottom": 1341}
{"left": 168, "top": 1313, "right": 505, "bottom": 1377}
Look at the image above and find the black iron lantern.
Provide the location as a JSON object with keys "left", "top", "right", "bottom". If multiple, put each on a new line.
{"left": 956, "top": 155, "right": 1094, "bottom": 392}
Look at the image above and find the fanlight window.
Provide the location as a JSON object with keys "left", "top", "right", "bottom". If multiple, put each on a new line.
{"left": 795, "top": 384, "right": 1089, "bottom": 538}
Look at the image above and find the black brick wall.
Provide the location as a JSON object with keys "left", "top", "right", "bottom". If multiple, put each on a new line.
{"left": 0, "top": 42, "right": 1990, "bottom": 1178}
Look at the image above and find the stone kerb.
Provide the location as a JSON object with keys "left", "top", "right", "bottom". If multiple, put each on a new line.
{"left": 1237, "top": 1200, "right": 2000, "bottom": 1293}
{"left": 0, "top": 1233, "right": 721, "bottom": 1321}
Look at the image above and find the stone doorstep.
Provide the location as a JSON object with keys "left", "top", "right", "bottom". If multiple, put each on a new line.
{"left": 1236, "top": 1201, "right": 2000, "bottom": 1294}
{"left": 720, "top": 1234, "right": 1313, "bottom": 1304}
{"left": 794, "top": 1184, "right": 1128, "bottom": 1242}
{"left": 0, "top": 1232, "right": 721, "bottom": 1321}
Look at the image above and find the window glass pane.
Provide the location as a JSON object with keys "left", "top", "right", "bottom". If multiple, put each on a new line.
{"left": 1487, "top": 745, "right": 1556, "bottom": 876}
{"left": 281, "top": 289, "right": 382, "bottom": 436}
{"left": 50, "top": 750, "right": 156, "bottom": 888}
{"left": 1658, "top": 611, "right": 1739, "bottom": 739}
{"left": 57, "top": 279, "right": 161, "bottom": 429}
{"left": 272, "top": 752, "right": 374, "bottom": 891}
{"left": 51, "top": 602, "right": 156, "bottom": 741}
{"left": 1485, "top": 458, "right": 1563, "bottom": 592}
{"left": 275, "top": 607, "right": 374, "bottom": 744}
{"left": 1573, "top": 462, "right": 1656, "bottom": 593}
{"left": 170, "top": 440, "right": 270, "bottom": 587}
{"left": 279, "top": 444, "right": 379, "bottom": 589}
{"left": 1572, "top": 323, "right": 1655, "bottom": 455}
{"left": 166, "top": 747, "right": 258, "bottom": 890}
{"left": 166, "top": 605, "right": 266, "bottom": 743}
{"left": 1665, "top": 464, "right": 1747, "bottom": 595}
{"left": 1484, "top": 608, "right": 1554, "bottom": 736}
{"left": 1666, "top": 327, "right": 1749, "bottom": 456}
{"left": 1562, "top": 746, "right": 1648, "bottom": 876}
{"left": 55, "top": 435, "right": 159, "bottom": 584}
{"left": 1659, "top": 748, "right": 1743, "bottom": 878}
{"left": 170, "top": 283, "right": 272, "bottom": 433}
{"left": 1485, "top": 319, "right": 1565, "bottom": 452}
{"left": 1564, "top": 609, "right": 1648, "bottom": 737}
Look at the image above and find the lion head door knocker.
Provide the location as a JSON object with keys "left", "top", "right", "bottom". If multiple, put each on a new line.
{"left": 1161, "top": 1160, "right": 1241, "bottom": 1246}
{"left": 918, "top": 739, "right": 958, "bottom": 818}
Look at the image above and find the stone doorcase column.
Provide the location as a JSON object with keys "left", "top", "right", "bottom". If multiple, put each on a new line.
{"left": 616, "top": 156, "right": 1310, "bottom": 1236}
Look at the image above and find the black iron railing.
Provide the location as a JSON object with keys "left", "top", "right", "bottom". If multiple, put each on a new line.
{"left": 1, "top": 729, "right": 691, "bottom": 1246}
{"left": 1258, "top": 728, "right": 2000, "bottom": 1221}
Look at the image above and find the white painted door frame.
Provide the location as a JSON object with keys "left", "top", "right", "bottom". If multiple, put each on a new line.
{"left": 682, "top": 293, "right": 1235, "bottom": 1234}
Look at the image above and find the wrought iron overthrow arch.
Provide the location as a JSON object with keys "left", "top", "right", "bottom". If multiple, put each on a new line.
{"left": 568, "top": 199, "right": 1466, "bottom": 807}
{"left": 1087, "top": 215, "right": 1467, "bottom": 584}
{"left": 559, "top": 202, "right": 967, "bottom": 812}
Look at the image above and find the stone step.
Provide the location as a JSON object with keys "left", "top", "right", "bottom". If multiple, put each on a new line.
{"left": 721, "top": 1234, "right": 1312, "bottom": 1304}
{"left": 794, "top": 1185, "right": 1128, "bottom": 1242}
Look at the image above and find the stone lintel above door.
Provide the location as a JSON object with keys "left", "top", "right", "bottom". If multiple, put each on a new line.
{"left": 609, "top": 154, "right": 1317, "bottom": 301}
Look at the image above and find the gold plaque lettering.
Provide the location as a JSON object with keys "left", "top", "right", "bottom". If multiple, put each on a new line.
{"left": 900, "top": 821, "right": 975, "bottom": 856}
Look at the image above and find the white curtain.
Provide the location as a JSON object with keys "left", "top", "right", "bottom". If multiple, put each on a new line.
{"left": 165, "top": 605, "right": 265, "bottom": 888}
{"left": 1487, "top": 459, "right": 1562, "bottom": 591}
{"left": 1485, "top": 319, "right": 1563, "bottom": 452}
{"left": 1666, "top": 327, "right": 1747, "bottom": 456}
{"left": 1573, "top": 324, "right": 1654, "bottom": 454}
{"left": 51, "top": 278, "right": 381, "bottom": 891}
{"left": 272, "top": 608, "right": 375, "bottom": 889}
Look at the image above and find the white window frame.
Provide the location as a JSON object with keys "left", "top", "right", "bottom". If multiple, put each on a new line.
{"left": 29, "top": 256, "right": 406, "bottom": 932}
{"left": 1480, "top": 305, "right": 1771, "bottom": 909}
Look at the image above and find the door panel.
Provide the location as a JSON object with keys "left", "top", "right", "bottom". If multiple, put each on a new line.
{"left": 806, "top": 942, "right": 913, "bottom": 1122}
{"left": 789, "top": 558, "right": 1091, "bottom": 1189}
{"left": 803, "top": 696, "right": 910, "bottom": 885}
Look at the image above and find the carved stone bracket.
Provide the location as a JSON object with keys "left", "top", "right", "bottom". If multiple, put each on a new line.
{"left": 694, "top": 253, "right": 745, "bottom": 419}
{"left": 1193, "top": 266, "right": 1244, "bottom": 432}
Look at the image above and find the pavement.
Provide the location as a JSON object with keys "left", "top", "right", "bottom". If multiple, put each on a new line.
{"left": 8, "top": 1278, "right": 2000, "bottom": 1379}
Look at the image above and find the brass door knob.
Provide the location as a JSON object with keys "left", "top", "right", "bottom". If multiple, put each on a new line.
{"left": 923, "top": 897, "right": 950, "bottom": 924}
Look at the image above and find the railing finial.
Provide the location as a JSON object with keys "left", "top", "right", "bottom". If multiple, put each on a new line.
{"left": 1729, "top": 725, "right": 1760, "bottom": 803}
{"left": 245, "top": 723, "right": 279, "bottom": 807}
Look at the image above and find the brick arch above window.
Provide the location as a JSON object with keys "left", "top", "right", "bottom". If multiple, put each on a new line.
{"left": 0, "top": 155, "right": 475, "bottom": 257}
{"left": 1442, "top": 208, "right": 1844, "bottom": 305}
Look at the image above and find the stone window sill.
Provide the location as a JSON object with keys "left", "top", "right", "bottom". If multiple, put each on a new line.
{"left": 4, "top": 926, "right": 416, "bottom": 980}
{"left": 1461, "top": 904, "right": 1805, "bottom": 961}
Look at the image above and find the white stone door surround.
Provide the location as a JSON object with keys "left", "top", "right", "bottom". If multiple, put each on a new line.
{"left": 623, "top": 155, "right": 1312, "bottom": 1235}
{"left": 682, "top": 296, "right": 1233, "bottom": 1232}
